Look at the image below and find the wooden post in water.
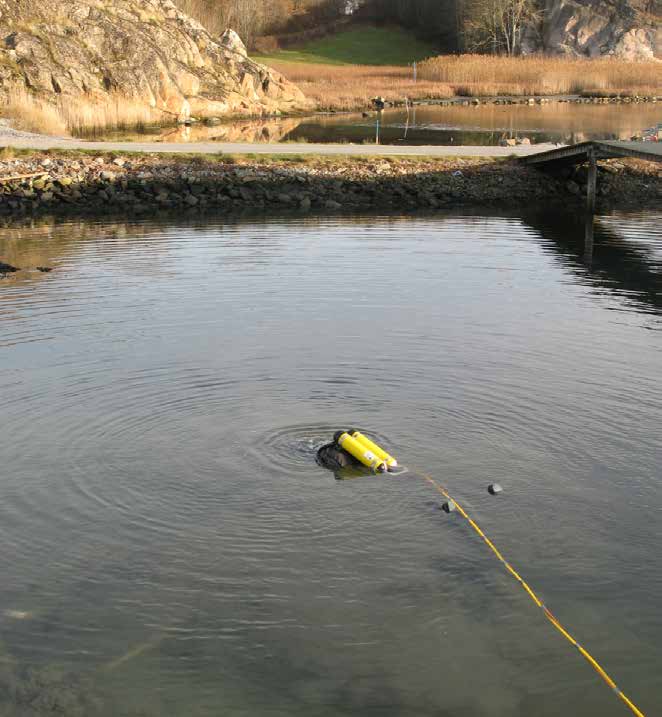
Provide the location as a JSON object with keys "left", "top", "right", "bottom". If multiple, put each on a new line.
{"left": 584, "top": 212, "right": 594, "bottom": 268}
{"left": 587, "top": 148, "right": 597, "bottom": 214}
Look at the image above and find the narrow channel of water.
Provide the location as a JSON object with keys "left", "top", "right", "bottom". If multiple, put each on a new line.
{"left": 0, "top": 209, "right": 660, "bottom": 716}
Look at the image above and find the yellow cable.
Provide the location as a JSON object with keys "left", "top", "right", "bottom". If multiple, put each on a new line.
{"left": 420, "top": 472, "right": 646, "bottom": 717}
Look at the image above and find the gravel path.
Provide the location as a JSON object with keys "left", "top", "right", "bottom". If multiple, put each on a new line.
{"left": 0, "top": 119, "right": 51, "bottom": 141}
{"left": 0, "top": 127, "right": 558, "bottom": 158}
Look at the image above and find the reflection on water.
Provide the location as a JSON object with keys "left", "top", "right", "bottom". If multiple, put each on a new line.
{"left": 100, "top": 102, "right": 662, "bottom": 146}
{"left": 0, "top": 209, "right": 661, "bottom": 716}
{"left": 522, "top": 211, "right": 662, "bottom": 317}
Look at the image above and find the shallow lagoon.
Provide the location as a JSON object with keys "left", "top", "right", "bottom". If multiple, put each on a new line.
{"left": 100, "top": 102, "right": 662, "bottom": 146}
{"left": 1, "top": 209, "right": 661, "bottom": 716}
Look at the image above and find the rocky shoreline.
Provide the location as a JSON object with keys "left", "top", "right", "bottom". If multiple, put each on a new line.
{"left": 0, "top": 151, "right": 660, "bottom": 217}
{"left": 401, "top": 94, "right": 662, "bottom": 110}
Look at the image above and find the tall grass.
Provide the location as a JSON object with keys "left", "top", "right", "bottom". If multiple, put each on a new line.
{"left": 264, "top": 61, "right": 452, "bottom": 111}
{"left": 0, "top": 87, "right": 165, "bottom": 137}
{"left": 2, "top": 86, "right": 67, "bottom": 136}
{"left": 265, "top": 54, "right": 662, "bottom": 112}
{"left": 60, "top": 95, "right": 163, "bottom": 137}
{"left": 418, "top": 55, "right": 662, "bottom": 97}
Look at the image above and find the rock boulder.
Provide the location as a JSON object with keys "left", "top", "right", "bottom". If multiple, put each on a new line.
{"left": 0, "top": 0, "right": 311, "bottom": 122}
{"left": 542, "top": 0, "right": 661, "bottom": 59}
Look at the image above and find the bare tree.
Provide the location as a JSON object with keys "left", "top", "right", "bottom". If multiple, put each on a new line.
{"left": 463, "top": 0, "right": 541, "bottom": 55}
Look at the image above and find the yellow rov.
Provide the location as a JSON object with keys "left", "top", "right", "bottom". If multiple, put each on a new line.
{"left": 334, "top": 430, "right": 398, "bottom": 473}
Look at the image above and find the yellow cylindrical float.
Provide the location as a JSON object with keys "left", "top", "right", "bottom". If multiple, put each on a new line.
{"left": 351, "top": 431, "right": 398, "bottom": 470}
{"left": 336, "top": 433, "right": 387, "bottom": 473}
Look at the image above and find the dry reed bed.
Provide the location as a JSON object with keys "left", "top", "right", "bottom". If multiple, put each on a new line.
{"left": 418, "top": 55, "right": 662, "bottom": 97}
{"left": 270, "top": 55, "right": 662, "bottom": 111}
{"left": 2, "top": 86, "right": 166, "bottom": 138}
{"left": 264, "top": 62, "right": 452, "bottom": 111}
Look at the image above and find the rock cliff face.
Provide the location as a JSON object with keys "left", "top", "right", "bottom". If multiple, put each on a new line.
{"left": 0, "top": 0, "right": 310, "bottom": 120}
{"left": 542, "top": 0, "right": 661, "bottom": 59}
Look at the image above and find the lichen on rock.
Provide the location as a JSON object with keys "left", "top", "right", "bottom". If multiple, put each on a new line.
{"left": 0, "top": 0, "right": 311, "bottom": 121}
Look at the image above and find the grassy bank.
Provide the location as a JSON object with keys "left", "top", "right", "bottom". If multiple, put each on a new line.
{"left": 262, "top": 61, "right": 450, "bottom": 111}
{"left": 267, "top": 54, "right": 662, "bottom": 112}
{"left": 254, "top": 26, "right": 438, "bottom": 66}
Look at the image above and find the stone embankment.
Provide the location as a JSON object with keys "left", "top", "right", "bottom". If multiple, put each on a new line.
{"left": 414, "top": 95, "right": 661, "bottom": 110}
{"left": 0, "top": 152, "right": 660, "bottom": 217}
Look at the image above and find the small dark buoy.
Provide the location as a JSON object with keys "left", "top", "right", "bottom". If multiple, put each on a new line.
{"left": 442, "top": 500, "right": 456, "bottom": 513}
{"left": 488, "top": 483, "right": 503, "bottom": 495}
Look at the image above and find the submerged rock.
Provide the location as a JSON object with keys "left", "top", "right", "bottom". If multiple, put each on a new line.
{"left": 0, "top": 262, "right": 19, "bottom": 273}
{"left": 0, "top": 663, "right": 102, "bottom": 716}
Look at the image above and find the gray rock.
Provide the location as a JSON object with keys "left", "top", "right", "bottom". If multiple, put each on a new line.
{"left": 219, "top": 29, "right": 248, "bottom": 58}
{"left": 0, "top": 6, "right": 310, "bottom": 122}
{"left": 325, "top": 199, "right": 342, "bottom": 209}
{"left": 542, "top": 0, "right": 660, "bottom": 60}
{"left": 488, "top": 483, "right": 503, "bottom": 495}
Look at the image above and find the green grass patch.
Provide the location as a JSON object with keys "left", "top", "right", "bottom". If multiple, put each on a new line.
{"left": 254, "top": 26, "right": 438, "bottom": 67}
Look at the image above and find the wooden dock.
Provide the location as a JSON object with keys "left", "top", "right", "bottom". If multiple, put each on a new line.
{"left": 521, "top": 141, "right": 662, "bottom": 212}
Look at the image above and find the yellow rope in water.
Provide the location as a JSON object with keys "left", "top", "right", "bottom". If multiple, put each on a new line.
{"left": 420, "top": 472, "right": 646, "bottom": 717}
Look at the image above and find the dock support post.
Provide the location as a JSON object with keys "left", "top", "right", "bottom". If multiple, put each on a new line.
{"left": 584, "top": 213, "right": 594, "bottom": 268}
{"left": 587, "top": 148, "right": 597, "bottom": 214}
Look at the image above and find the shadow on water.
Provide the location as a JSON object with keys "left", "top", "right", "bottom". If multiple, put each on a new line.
{"left": 521, "top": 209, "right": 662, "bottom": 317}
{"left": 2, "top": 207, "right": 661, "bottom": 323}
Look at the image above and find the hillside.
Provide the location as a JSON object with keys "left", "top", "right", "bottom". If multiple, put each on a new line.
{"left": 0, "top": 0, "right": 310, "bottom": 130}
{"left": 254, "top": 26, "right": 438, "bottom": 66}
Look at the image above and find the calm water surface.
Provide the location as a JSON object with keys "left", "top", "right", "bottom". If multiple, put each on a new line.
{"left": 0, "top": 209, "right": 661, "bottom": 716}
{"left": 103, "top": 103, "right": 662, "bottom": 146}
